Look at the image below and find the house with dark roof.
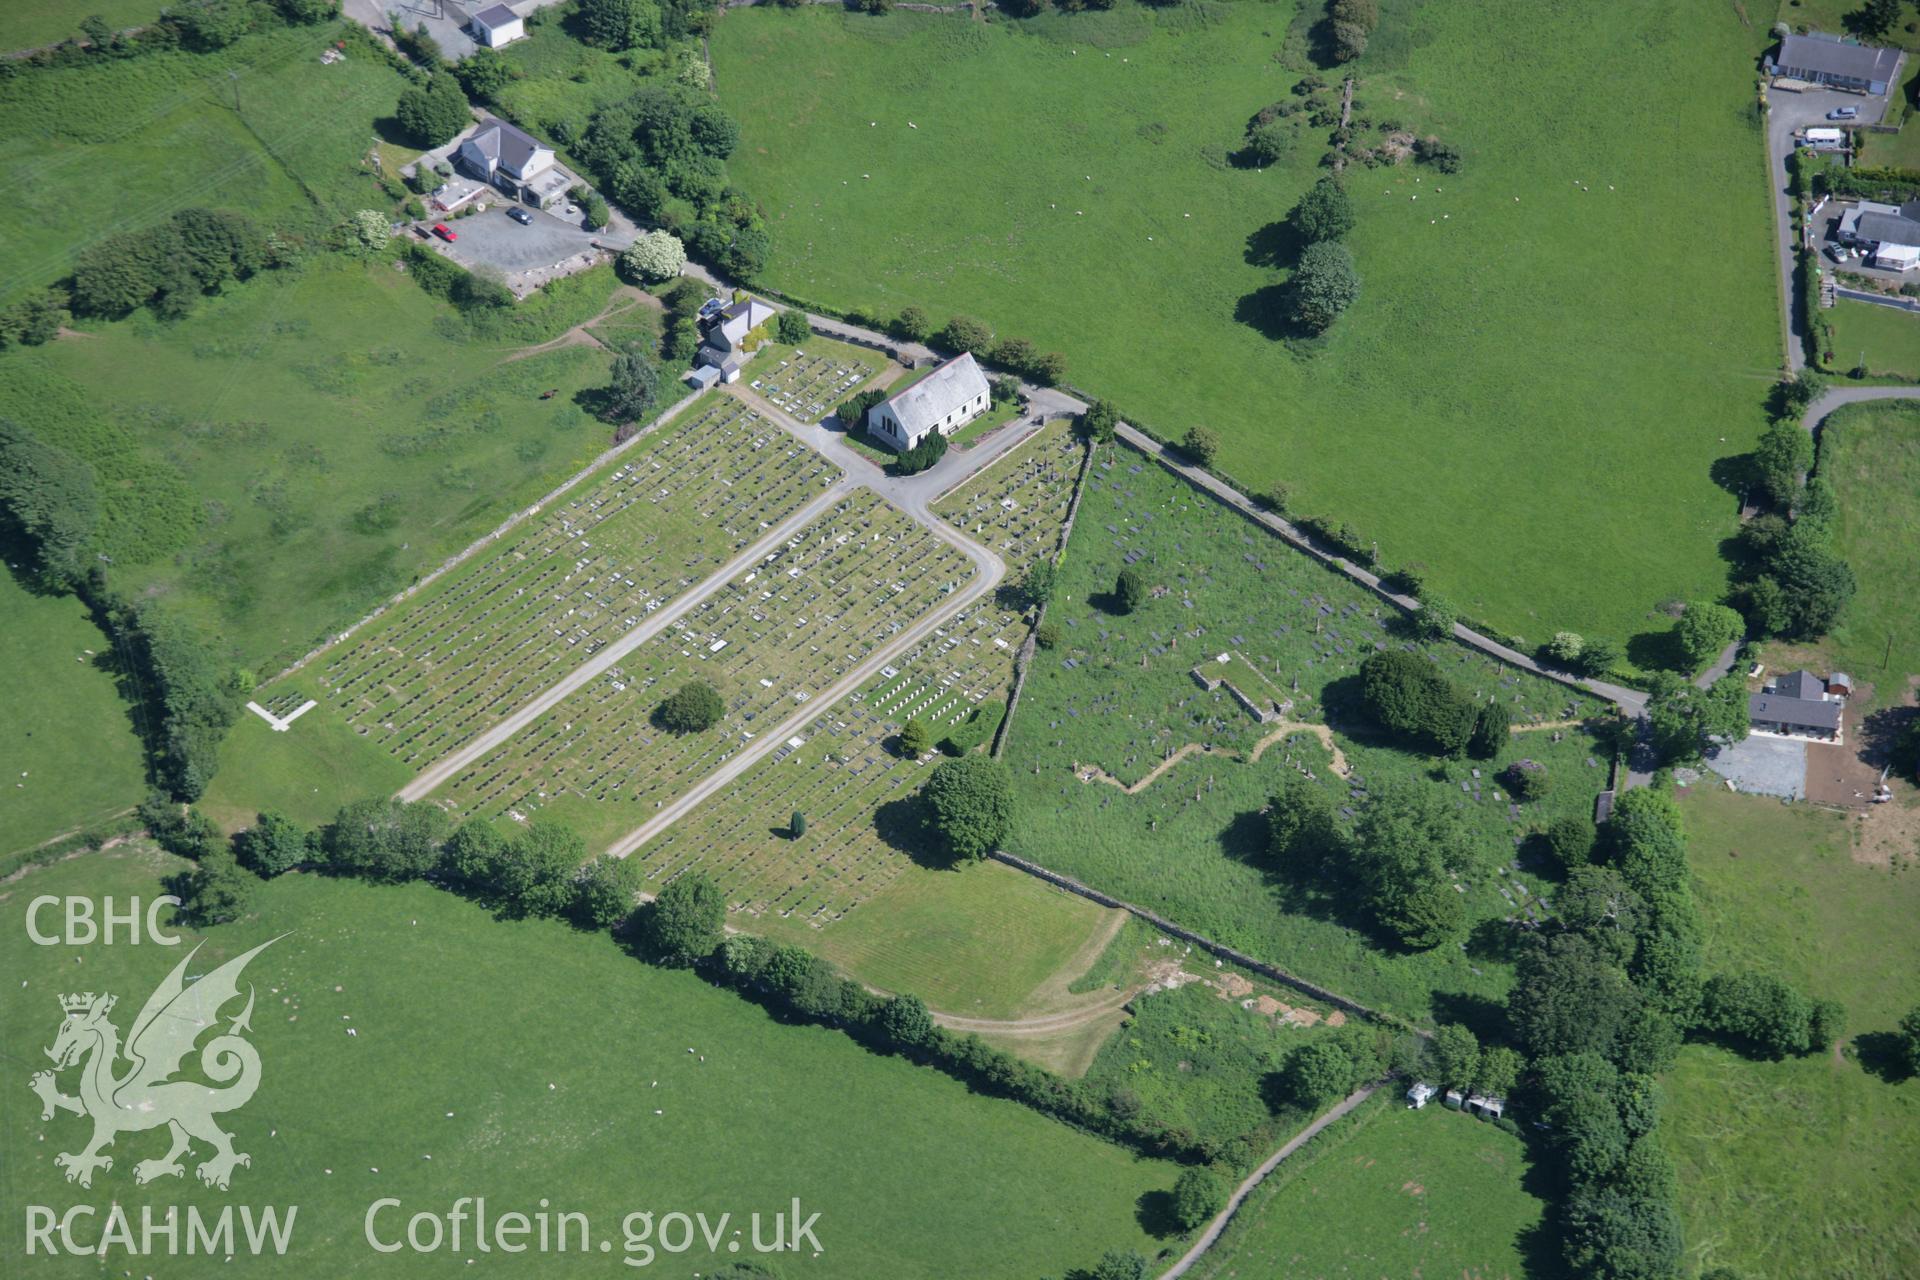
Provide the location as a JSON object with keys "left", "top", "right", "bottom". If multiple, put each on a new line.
{"left": 1749, "top": 692, "right": 1842, "bottom": 741}
{"left": 867, "top": 352, "right": 991, "bottom": 452}
{"left": 1837, "top": 200, "right": 1920, "bottom": 271}
{"left": 1772, "top": 32, "right": 1904, "bottom": 94}
{"left": 456, "top": 118, "right": 560, "bottom": 206}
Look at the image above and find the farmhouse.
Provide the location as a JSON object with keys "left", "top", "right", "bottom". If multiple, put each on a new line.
{"left": 1748, "top": 669, "right": 1845, "bottom": 742}
{"left": 469, "top": 4, "right": 525, "bottom": 48}
{"left": 1771, "top": 32, "right": 1904, "bottom": 94}
{"left": 456, "top": 118, "right": 564, "bottom": 207}
{"left": 868, "top": 352, "right": 991, "bottom": 452}
{"left": 1837, "top": 201, "right": 1920, "bottom": 271}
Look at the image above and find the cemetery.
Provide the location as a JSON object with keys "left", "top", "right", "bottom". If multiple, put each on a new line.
{"left": 432, "top": 491, "right": 977, "bottom": 847}
{"left": 932, "top": 418, "right": 1086, "bottom": 570}
{"left": 748, "top": 341, "right": 889, "bottom": 424}
{"left": 311, "top": 397, "right": 842, "bottom": 770}
{"left": 1001, "top": 441, "right": 1616, "bottom": 1022}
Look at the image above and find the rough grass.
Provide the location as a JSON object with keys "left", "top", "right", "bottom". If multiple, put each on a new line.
{"left": 0, "top": 569, "right": 148, "bottom": 854}
{"left": 6, "top": 0, "right": 163, "bottom": 53}
{"left": 0, "top": 19, "right": 411, "bottom": 304}
{"left": 1663, "top": 787, "right": 1920, "bottom": 1279}
{"left": 0, "top": 844, "right": 1176, "bottom": 1277}
{"left": 1003, "top": 441, "right": 1609, "bottom": 1023}
{"left": 1190, "top": 1093, "right": 1548, "bottom": 1280}
{"left": 0, "top": 259, "right": 620, "bottom": 672}
{"left": 711, "top": 0, "right": 1779, "bottom": 649}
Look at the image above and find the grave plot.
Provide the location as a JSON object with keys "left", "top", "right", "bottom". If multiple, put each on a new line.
{"left": 998, "top": 444, "right": 1614, "bottom": 1022}
{"left": 309, "top": 398, "right": 840, "bottom": 768}
{"left": 932, "top": 418, "right": 1084, "bottom": 572}
{"left": 747, "top": 341, "right": 886, "bottom": 424}
{"left": 433, "top": 491, "right": 975, "bottom": 847}
{"left": 637, "top": 592, "right": 1032, "bottom": 926}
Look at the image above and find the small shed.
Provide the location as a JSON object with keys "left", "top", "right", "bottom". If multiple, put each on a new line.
{"left": 684, "top": 365, "right": 721, "bottom": 391}
{"left": 471, "top": 4, "right": 526, "bottom": 48}
{"left": 1828, "top": 672, "right": 1856, "bottom": 697}
{"left": 1407, "top": 1081, "right": 1437, "bottom": 1109}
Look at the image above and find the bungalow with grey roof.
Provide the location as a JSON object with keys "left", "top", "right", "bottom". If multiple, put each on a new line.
{"left": 1837, "top": 201, "right": 1920, "bottom": 271}
{"left": 1771, "top": 32, "right": 1904, "bottom": 94}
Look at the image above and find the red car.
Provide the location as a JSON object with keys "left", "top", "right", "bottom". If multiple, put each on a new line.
{"left": 431, "top": 223, "right": 457, "bottom": 243}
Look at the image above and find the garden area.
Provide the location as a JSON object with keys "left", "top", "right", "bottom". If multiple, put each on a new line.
{"left": 1190, "top": 1092, "right": 1547, "bottom": 1280}
{"left": 435, "top": 490, "right": 974, "bottom": 848}
{"left": 1002, "top": 440, "right": 1613, "bottom": 1023}
{"left": 1826, "top": 297, "right": 1920, "bottom": 380}
{"left": 1662, "top": 786, "right": 1920, "bottom": 1279}
{"left": 710, "top": 0, "right": 1778, "bottom": 650}
{"left": 0, "top": 843, "right": 1175, "bottom": 1277}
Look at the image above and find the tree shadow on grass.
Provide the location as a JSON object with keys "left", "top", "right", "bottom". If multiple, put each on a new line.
{"left": 1858, "top": 703, "right": 1917, "bottom": 773}
{"left": 1429, "top": 989, "right": 1512, "bottom": 1044}
{"left": 1853, "top": 1030, "right": 1916, "bottom": 1084}
{"left": 1134, "top": 1189, "right": 1183, "bottom": 1240}
{"left": 874, "top": 796, "right": 954, "bottom": 870}
{"left": 1245, "top": 218, "right": 1306, "bottom": 270}
{"left": 1624, "top": 626, "right": 1687, "bottom": 674}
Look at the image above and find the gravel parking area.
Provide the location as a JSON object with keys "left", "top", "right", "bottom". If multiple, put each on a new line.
{"left": 1703, "top": 733, "right": 1808, "bottom": 800}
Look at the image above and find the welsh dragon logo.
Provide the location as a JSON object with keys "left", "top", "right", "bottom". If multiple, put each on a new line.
{"left": 29, "top": 938, "right": 280, "bottom": 1191}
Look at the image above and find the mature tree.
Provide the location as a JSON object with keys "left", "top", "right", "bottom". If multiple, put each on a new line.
{"left": 657, "top": 680, "right": 725, "bottom": 732}
{"left": 237, "top": 811, "right": 309, "bottom": 877}
{"left": 1575, "top": 636, "right": 1622, "bottom": 677}
{"left": 1467, "top": 700, "right": 1509, "bottom": 760}
{"left": 573, "top": 854, "right": 641, "bottom": 928}
{"left": 878, "top": 993, "right": 936, "bottom": 1048}
{"left": 894, "top": 305, "right": 932, "bottom": 341}
{"left": 993, "top": 335, "right": 1038, "bottom": 372}
{"left": 1292, "top": 174, "right": 1355, "bottom": 243}
{"left": 898, "top": 717, "right": 935, "bottom": 757}
{"left": 1747, "top": 521, "right": 1856, "bottom": 639}
{"left": 1089, "top": 1251, "right": 1149, "bottom": 1280}
{"left": 1855, "top": 0, "right": 1903, "bottom": 40}
{"left": 621, "top": 229, "right": 687, "bottom": 282}
{"left": 324, "top": 798, "right": 450, "bottom": 883}
{"left": 1542, "top": 631, "right": 1585, "bottom": 668}
{"left": 441, "top": 818, "right": 510, "bottom": 891}
{"left": 175, "top": 0, "right": 253, "bottom": 49}
{"left": 1033, "top": 350, "right": 1068, "bottom": 385}
{"left": 941, "top": 314, "right": 993, "bottom": 353}
{"left": 922, "top": 756, "right": 1014, "bottom": 861}
{"left": 1544, "top": 814, "right": 1597, "bottom": 870}
{"left": 1644, "top": 670, "right": 1747, "bottom": 764}
{"left": 1280, "top": 1038, "right": 1359, "bottom": 1106}
{"left": 1265, "top": 772, "right": 1345, "bottom": 874}
{"left": 1081, "top": 398, "right": 1119, "bottom": 444}
{"left": 580, "top": 0, "right": 662, "bottom": 50}
{"left": 1170, "top": 1167, "right": 1226, "bottom": 1232}
{"left": 1754, "top": 418, "right": 1814, "bottom": 507}
{"left": 1509, "top": 933, "right": 1643, "bottom": 1059}
{"left": 642, "top": 870, "right": 726, "bottom": 963}
{"left": 1675, "top": 601, "right": 1743, "bottom": 672}
{"left": 0, "top": 420, "right": 97, "bottom": 586}
{"left": 601, "top": 348, "right": 661, "bottom": 425}
{"left": 1288, "top": 241, "right": 1361, "bottom": 333}
{"left": 453, "top": 45, "right": 515, "bottom": 100}
{"left": 1359, "top": 650, "right": 1474, "bottom": 756}
{"left": 1181, "top": 425, "right": 1220, "bottom": 466}
{"left": 1352, "top": 783, "right": 1472, "bottom": 949}
{"left": 1474, "top": 1045, "right": 1523, "bottom": 1098}
{"left": 1898, "top": 1006, "right": 1920, "bottom": 1076}
{"left": 1555, "top": 866, "right": 1646, "bottom": 964}
{"left": 1014, "top": 559, "right": 1058, "bottom": 610}
{"left": 1431, "top": 1024, "right": 1481, "bottom": 1090}
{"left": 775, "top": 308, "right": 812, "bottom": 344}
{"left": 180, "top": 845, "right": 255, "bottom": 924}
{"left": 491, "top": 820, "right": 583, "bottom": 917}
{"left": 395, "top": 73, "right": 472, "bottom": 148}
{"left": 1114, "top": 567, "right": 1147, "bottom": 614}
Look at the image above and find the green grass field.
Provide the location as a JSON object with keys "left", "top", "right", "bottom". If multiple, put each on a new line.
{"left": 7, "top": 0, "right": 163, "bottom": 53}
{"left": 1827, "top": 299, "right": 1920, "bottom": 380}
{"left": 1002, "top": 439, "right": 1608, "bottom": 1022}
{"left": 0, "top": 570, "right": 148, "bottom": 854}
{"left": 1662, "top": 787, "right": 1920, "bottom": 1278}
{"left": 0, "top": 845, "right": 1176, "bottom": 1277}
{"left": 0, "top": 20, "right": 410, "bottom": 305}
{"left": 0, "top": 260, "right": 622, "bottom": 673}
{"left": 711, "top": 0, "right": 1778, "bottom": 650}
{"left": 1191, "top": 1092, "right": 1546, "bottom": 1279}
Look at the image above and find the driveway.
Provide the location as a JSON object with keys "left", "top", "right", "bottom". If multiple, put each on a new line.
{"left": 1703, "top": 732, "right": 1808, "bottom": 799}
{"left": 1765, "top": 83, "right": 1892, "bottom": 371}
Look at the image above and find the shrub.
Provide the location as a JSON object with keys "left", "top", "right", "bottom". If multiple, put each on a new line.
{"left": 1034, "top": 621, "right": 1061, "bottom": 649}
{"left": 1181, "top": 425, "right": 1221, "bottom": 467}
{"left": 1467, "top": 699, "right": 1509, "bottom": 760}
{"left": 894, "top": 305, "right": 931, "bottom": 341}
{"left": 775, "top": 308, "right": 812, "bottom": 344}
{"left": 922, "top": 756, "right": 1014, "bottom": 861}
{"left": 1412, "top": 594, "right": 1456, "bottom": 641}
{"left": 237, "top": 811, "right": 309, "bottom": 877}
{"left": 1503, "top": 758, "right": 1552, "bottom": 802}
{"left": 1114, "top": 567, "right": 1147, "bottom": 614}
{"left": 178, "top": 845, "right": 255, "bottom": 925}
{"left": 395, "top": 72, "right": 470, "bottom": 148}
{"left": 657, "top": 680, "right": 725, "bottom": 732}
{"left": 621, "top": 230, "right": 687, "bottom": 283}
{"left": 1171, "top": 1167, "right": 1226, "bottom": 1232}
{"left": 1080, "top": 398, "right": 1119, "bottom": 443}
{"left": 898, "top": 717, "right": 934, "bottom": 757}
{"left": 940, "top": 314, "right": 993, "bottom": 353}
{"left": 1545, "top": 814, "right": 1596, "bottom": 869}
{"left": 1542, "top": 631, "right": 1585, "bottom": 667}
{"left": 789, "top": 810, "right": 806, "bottom": 839}
{"left": 1697, "top": 971, "right": 1814, "bottom": 1058}
{"left": 600, "top": 348, "right": 660, "bottom": 425}
{"left": 894, "top": 429, "right": 948, "bottom": 475}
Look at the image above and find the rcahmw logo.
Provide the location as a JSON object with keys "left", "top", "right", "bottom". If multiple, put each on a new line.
{"left": 23, "top": 936, "right": 299, "bottom": 1258}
